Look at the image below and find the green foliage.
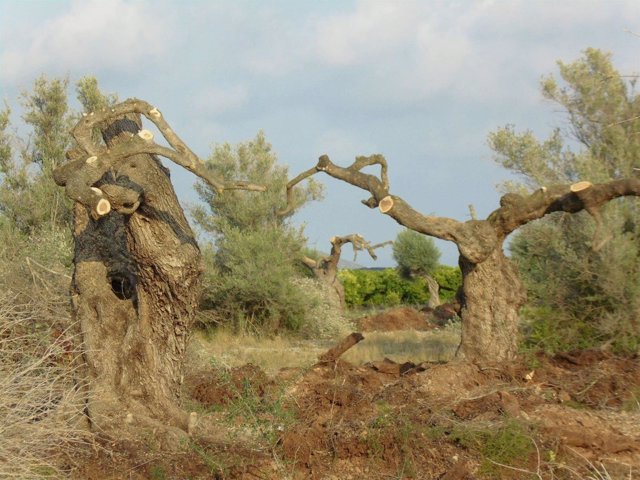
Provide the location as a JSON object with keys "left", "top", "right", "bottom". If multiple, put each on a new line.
{"left": 339, "top": 266, "right": 461, "bottom": 308}
{"left": 392, "top": 228, "right": 440, "bottom": 278}
{"left": 193, "top": 133, "right": 323, "bottom": 333}
{"left": 148, "top": 465, "right": 168, "bottom": 480}
{"left": 490, "top": 48, "right": 640, "bottom": 353}
{"left": 201, "top": 228, "right": 313, "bottom": 333}
{"left": 0, "top": 76, "right": 74, "bottom": 234}
{"left": 0, "top": 75, "right": 115, "bottom": 302}
{"left": 431, "top": 265, "right": 462, "bottom": 301}
{"left": 192, "top": 131, "right": 322, "bottom": 234}
{"left": 76, "top": 76, "right": 118, "bottom": 113}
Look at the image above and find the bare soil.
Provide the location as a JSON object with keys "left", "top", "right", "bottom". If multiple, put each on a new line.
{"left": 63, "top": 311, "right": 640, "bottom": 479}
{"left": 358, "top": 306, "right": 434, "bottom": 331}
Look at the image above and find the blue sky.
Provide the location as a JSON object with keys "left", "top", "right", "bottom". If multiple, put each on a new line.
{"left": 1, "top": 0, "right": 638, "bottom": 265}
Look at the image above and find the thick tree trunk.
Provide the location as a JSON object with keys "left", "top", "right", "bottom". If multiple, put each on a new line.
{"left": 457, "top": 247, "right": 526, "bottom": 362}
{"left": 54, "top": 100, "right": 265, "bottom": 443}
{"left": 70, "top": 116, "right": 201, "bottom": 440}
{"left": 302, "top": 257, "right": 345, "bottom": 309}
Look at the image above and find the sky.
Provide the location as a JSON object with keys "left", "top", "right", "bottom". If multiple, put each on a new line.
{"left": 1, "top": 0, "right": 638, "bottom": 266}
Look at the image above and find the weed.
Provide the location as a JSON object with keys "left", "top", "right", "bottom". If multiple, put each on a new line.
{"left": 148, "top": 464, "right": 168, "bottom": 480}
{"left": 425, "top": 425, "right": 447, "bottom": 441}
{"left": 365, "top": 408, "right": 420, "bottom": 478}
{"left": 370, "top": 401, "right": 393, "bottom": 429}
{"left": 480, "top": 420, "right": 535, "bottom": 477}
{"left": 449, "top": 419, "right": 536, "bottom": 478}
{"left": 202, "top": 357, "right": 299, "bottom": 449}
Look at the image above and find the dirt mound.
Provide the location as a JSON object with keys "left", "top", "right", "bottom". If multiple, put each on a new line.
{"left": 358, "top": 306, "right": 432, "bottom": 331}
{"left": 65, "top": 345, "right": 640, "bottom": 479}
{"left": 422, "top": 301, "right": 461, "bottom": 327}
{"left": 275, "top": 349, "right": 640, "bottom": 479}
{"left": 187, "top": 363, "right": 271, "bottom": 407}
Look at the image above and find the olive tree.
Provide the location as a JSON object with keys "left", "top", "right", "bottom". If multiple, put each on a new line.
{"left": 301, "top": 234, "right": 391, "bottom": 309}
{"left": 53, "top": 99, "right": 263, "bottom": 441}
{"left": 284, "top": 153, "right": 640, "bottom": 362}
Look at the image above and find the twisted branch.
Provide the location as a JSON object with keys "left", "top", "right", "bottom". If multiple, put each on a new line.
{"left": 304, "top": 234, "right": 391, "bottom": 277}
{"left": 488, "top": 178, "right": 640, "bottom": 250}
{"left": 54, "top": 98, "right": 265, "bottom": 219}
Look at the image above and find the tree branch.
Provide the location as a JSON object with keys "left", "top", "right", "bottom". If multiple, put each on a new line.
{"left": 278, "top": 166, "right": 319, "bottom": 217}
{"left": 54, "top": 99, "right": 265, "bottom": 218}
{"left": 285, "top": 154, "right": 497, "bottom": 263}
{"left": 488, "top": 179, "right": 640, "bottom": 247}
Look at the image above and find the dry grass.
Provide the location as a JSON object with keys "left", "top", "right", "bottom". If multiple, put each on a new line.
{"left": 188, "top": 329, "right": 333, "bottom": 374}
{"left": 342, "top": 324, "right": 461, "bottom": 365}
{"left": 0, "top": 290, "right": 91, "bottom": 479}
{"left": 188, "top": 322, "right": 461, "bottom": 374}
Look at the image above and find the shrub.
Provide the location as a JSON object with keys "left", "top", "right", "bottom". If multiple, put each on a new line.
{"left": 200, "top": 227, "right": 316, "bottom": 334}
{"left": 192, "top": 132, "right": 323, "bottom": 335}
{"left": 392, "top": 229, "right": 440, "bottom": 278}
{"left": 339, "top": 266, "right": 462, "bottom": 308}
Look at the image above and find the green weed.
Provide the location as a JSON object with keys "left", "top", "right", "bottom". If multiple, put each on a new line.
{"left": 148, "top": 464, "right": 168, "bottom": 480}
{"left": 450, "top": 419, "right": 536, "bottom": 478}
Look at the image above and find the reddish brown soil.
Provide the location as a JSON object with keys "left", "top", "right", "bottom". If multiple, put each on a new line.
{"left": 358, "top": 306, "right": 434, "bottom": 331}
{"left": 64, "top": 322, "right": 640, "bottom": 479}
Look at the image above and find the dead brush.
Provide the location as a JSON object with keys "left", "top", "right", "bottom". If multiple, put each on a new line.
{"left": 0, "top": 289, "right": 92, "bottom": 479}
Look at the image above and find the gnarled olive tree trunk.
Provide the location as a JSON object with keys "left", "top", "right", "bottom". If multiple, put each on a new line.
{"left": 285, "top": 156, "right": 640, "bottom": 361}
{"left": 54, "top": 100, "right": 263, "bottom": 440}
{"left": 458, "top": 246, "right": 526, "bottom": 361}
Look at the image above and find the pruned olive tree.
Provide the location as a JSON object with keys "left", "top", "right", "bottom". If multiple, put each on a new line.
{"left": 284, "top": 154, "right": 640, "bottom": 361}
{"left": 301, "top": 234, "right": 391, "bottom": 309}
{"left": 53, "top": 99, "right": 264, "bottom": 441}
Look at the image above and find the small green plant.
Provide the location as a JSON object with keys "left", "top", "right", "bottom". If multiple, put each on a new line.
{"left": 206, "top": 359, "right": 298, "bottom": 448}
{"left": 370, "top": 401, "right": 393, "bottom": 429}
{"left": 480, "top": 420, "right": 535, "bottom": 477}
{"left": 365, "top": 407, "right": 420, "bottom": 477}
{"left": 148, "top": 464, "right": 168, "bottom": 480}
{"left": 449, "top": 419, "right": 536, "bottom": 478}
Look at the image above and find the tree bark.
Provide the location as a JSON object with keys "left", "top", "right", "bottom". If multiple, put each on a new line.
{"left": 55, "top": 100, "right": 264, "bottom": 443}
{"left": 69, "top": 118, "right": 201, "bottom": 441}
{"left": 457, "top": 246, "right": 526, "bottom": 361}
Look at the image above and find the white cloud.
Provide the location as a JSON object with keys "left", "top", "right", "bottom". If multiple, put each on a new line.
{"left": 315, "top": 1, "right": 419, "bottom": 66}
{"left": 310, "top": 0, "right": 640, "bottom": 106}
{"left": 191, "top": 84, "right": 249, "bottom": 116}
{"left": 0, "top": 0, "right": 172, "bottom": 83}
